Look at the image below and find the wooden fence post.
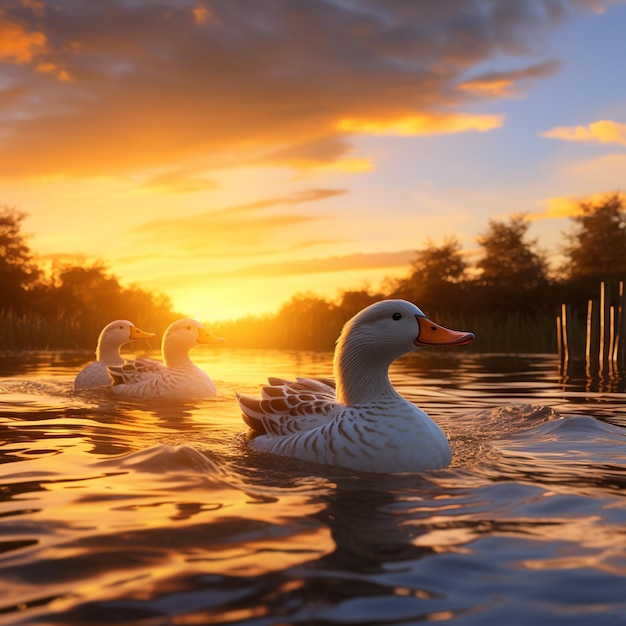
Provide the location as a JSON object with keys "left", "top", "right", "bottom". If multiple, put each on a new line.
{"left": 561, "top": 280, "right": 626, "bottom": 375}
{"left": 599, "top": 281, "right": 612, "bottom": 373}
{"left": 586, "top": 299, "right": 600, "bottom": 375}
{"left": 616, "top": 281, "right": 626, "bottom": 369}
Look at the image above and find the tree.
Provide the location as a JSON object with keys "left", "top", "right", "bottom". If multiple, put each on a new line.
{"left": 561, "top": 193, "right": 626, "bottom": 294}
{"left": 274, "top": 293, "right": 335, "bottom": 349}
{"left": 34, "top": 262, "right": 179, "bottom": 346}
{"left": 389, "top": 237, "right": 468, "bottom": 313}
{"left": 0, "top": 206, "right": 41, "bottom": 312}
{"left": 474, "top": 215, "right": 551, "bottom": 314}
{"left": 335, "top": 288, "right": 384, "bottom": 320}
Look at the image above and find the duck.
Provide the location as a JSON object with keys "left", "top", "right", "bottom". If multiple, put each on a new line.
{"left": 108, "top": 318, "right": 224, "bottom": 400}
{"left": 237, "top": 299, "right": 474, "bottom": 474}
{"left": 73, "top": 320, "right": 155, "bottom": 390}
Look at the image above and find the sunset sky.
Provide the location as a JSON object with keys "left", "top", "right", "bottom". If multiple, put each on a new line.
{"left": 2, "top": 0, "right": 626, "bottom": 321}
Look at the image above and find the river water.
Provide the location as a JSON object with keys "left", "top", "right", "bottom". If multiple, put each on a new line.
{"left": 0, "top": 348, "right": 625, "bottom": 625}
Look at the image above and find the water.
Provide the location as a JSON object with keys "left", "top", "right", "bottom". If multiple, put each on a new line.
{"left": 1, "top": 348, "right": 625, "bottom": 625}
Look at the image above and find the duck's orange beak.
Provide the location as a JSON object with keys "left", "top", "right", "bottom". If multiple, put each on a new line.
{"left": 129, "top": 326, "right": 155, "bottom": 340}
{"left": 197, "top": 327, "right": 225, "bottom": 345}
{"left": 414, "top": 316, "right": 475, "bottom": 346}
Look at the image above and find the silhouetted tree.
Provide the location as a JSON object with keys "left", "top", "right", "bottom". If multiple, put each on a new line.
{"left": 389, "top": 237, "right": 468, "bottom": 313}
{"left": 560, "top": 193, "right": 626, "bottom": 303}
{"left": 474, "top": 215, "right": 551, "bottom": 314}
{"left": 21, "top": 261, "right": 179, "bottom": 348}
{"left": 0, "top": 206, "right": 41, "bottom": 312}
{"left": 274, "top": 292, "right": 336, "bottom": 349}
{"left": 335, "top": 289, "right": 384, "bottom": 320}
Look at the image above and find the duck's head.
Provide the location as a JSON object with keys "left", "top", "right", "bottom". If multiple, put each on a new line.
{"left": 97, "top": 320, "right": 155, "bottom": 348}
{"left": 162, "top": 319, "right": 225, "bottom": 353}
{"left": 336, "top": 299, "right": 474, "bottom": 369}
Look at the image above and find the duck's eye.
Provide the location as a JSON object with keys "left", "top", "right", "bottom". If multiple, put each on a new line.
{"left": 186, "top": 326, "right": 192, "bottom": 331}
{"left": 392, "top": 312, "right": 402, "bottom": 321}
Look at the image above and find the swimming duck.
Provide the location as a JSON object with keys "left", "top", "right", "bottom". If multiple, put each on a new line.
{"left": 108, "top": 318, "right": 224, "bottom": 400}
{"left": 237, "top": 299, "right": 474, "bottom": 473}
{"left": 73, "top": 320, "right": 155, "bottom": 390}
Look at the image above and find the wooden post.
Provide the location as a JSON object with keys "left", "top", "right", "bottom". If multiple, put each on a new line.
{"left": 616, "top": 281, "right": 626, "bottom": 369}
{"left": 556, "top": 314, "right": 563, "bottom": 365}
{"left": 586, "top": 299, "right": 600, "bottom": 376}
{"left": 609, "top": 305, "right": 617, "bottom": 376}
{"left": 560, "top": 304, "right": 571, "bottom": 366}
{"left": 599, "top": 281, "right": 611, "bottom": 373}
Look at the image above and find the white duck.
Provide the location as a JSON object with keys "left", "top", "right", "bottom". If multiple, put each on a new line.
{"left": 237, "top": 300, "right": 474, "bottom": 473}
{"left": 108, "top": 318, "right": 224, "bottom": 400}
{"left": 73, "top": 320, "right": 155, "bottom": 390}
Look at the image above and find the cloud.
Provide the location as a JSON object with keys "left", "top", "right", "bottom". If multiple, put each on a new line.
{"left": 0, "top": 0, "right": 591, "bottom": 181}
{"left": 337, "top": 112, "right": 504, "bottom": 136}
{"left": 135, "top": 170, "right": 220, "bottom": 194}
{"left": 456, "top": 61, "right": 562, "bottom": 97}
{"left": 541, "top": 120, "right": 626, "bottom": 146}
{"left": 0, "top": 5, "right": 71, "bottom": 80}
{"left": 135, "top": 250, "right": 417, "bottom": 295}
{"left": 528, "top": 191, "right": 621, "bottom": 221}
{"left": 131, "top": 188, "right": 347, "bottom": 255}
{"left": 238, "top": 250, "right": 417, "bottom": 278}
{"left": 0, "top": 9, "right": 46, "bottom": 63}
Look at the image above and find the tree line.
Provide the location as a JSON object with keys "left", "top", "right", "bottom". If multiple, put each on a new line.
{"left": 211, "top": 192, "right": 626, "bottom": 352}
{"left": 1, "top": 193, "right": 625, "bottom": 352}
{"left": 0, "top": 207, "right": 182, "bottom": 349}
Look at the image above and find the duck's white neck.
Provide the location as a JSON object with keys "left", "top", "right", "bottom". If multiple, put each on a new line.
{"left": 163, "top": 337, "right": 193, "bottom": 368}
{"left": 96, "top": 337, "right": 124, "bottom": 366}
{"left": 333, "top": 332, "right": 398, "bottom": 405}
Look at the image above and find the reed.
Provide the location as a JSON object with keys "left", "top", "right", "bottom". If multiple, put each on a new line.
{"left": 437, "top": 312, "right": 556, "bottom": 354}
{"left": 0, "top": 309, "right": 557, "bottom": 354}
{"left": 0, "top": 311, "right": 94, "bottom": 351}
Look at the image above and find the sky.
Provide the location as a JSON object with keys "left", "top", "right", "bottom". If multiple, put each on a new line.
{"left": 1, "top": 0, "right": 626, "bottom": 322}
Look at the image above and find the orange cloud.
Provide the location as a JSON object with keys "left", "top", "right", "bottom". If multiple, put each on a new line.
{"left": 238, "top": 250, "right": 416, "bottom": 278}
{"left": 0, "top": 7, "right": 72, "bottom": 81}
{"left": 457, "top": 78, "right": 516, "bottom": 98}
{"left": 528, "top": 192, "right": 618, "bottom": 221}
{"left": 306, "top": 158, "right": 373, "bottom": 175}
{"left": 141, "top": 250, "right": 416, "bottom": 289}
{"left": 337, "top": 113, "right": 504, "bottom": 136}
{"left": 0, "top": 11, "right": 47, "bottom": 63}
{"left": 456, "top": 61, "right": 561, "bottom": 97}
{"left": 135, "top": 170, "right": 220, "bottom": 194}
{"left": 541, "top": 120, "right": 626, "bottom": 146}
{"left": 131, "top": 188, "right": 347, "bottom": 256}
{"left": 192, "top": 6, "right": 211, "bottom": 24}
{"left": 0, "top": 1, "right": 599, "bottom": 181}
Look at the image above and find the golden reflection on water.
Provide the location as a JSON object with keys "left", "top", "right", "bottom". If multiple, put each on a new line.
{"left": 1, "top": 350, "right": 626, "bottom": 624}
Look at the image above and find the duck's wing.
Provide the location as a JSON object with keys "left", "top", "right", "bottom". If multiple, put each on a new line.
{"left": 74, "top": 362, "right": 110, "bottom": 389}
{"left": 237, "top": 377, "right": 339, "bottom": 436}
{"left": 108, "top": 357, "right": 165, "bottom": 386}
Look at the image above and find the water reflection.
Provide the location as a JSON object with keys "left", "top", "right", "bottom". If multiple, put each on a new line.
{"left": 1, "top": 350, "right": 626, "bottom": 624}
{"left": 559, "top": 357, "right": 626, "bottom": 395}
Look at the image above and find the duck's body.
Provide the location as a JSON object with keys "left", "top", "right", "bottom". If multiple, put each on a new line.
{"left": 73, "top": 320, "right": 154, "bottom": 390}
{"left": 237, "top": 300, "right": 474, "bottom": 473}
{"left": 108, "top": 319, "right": 223, "bottom": 400}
